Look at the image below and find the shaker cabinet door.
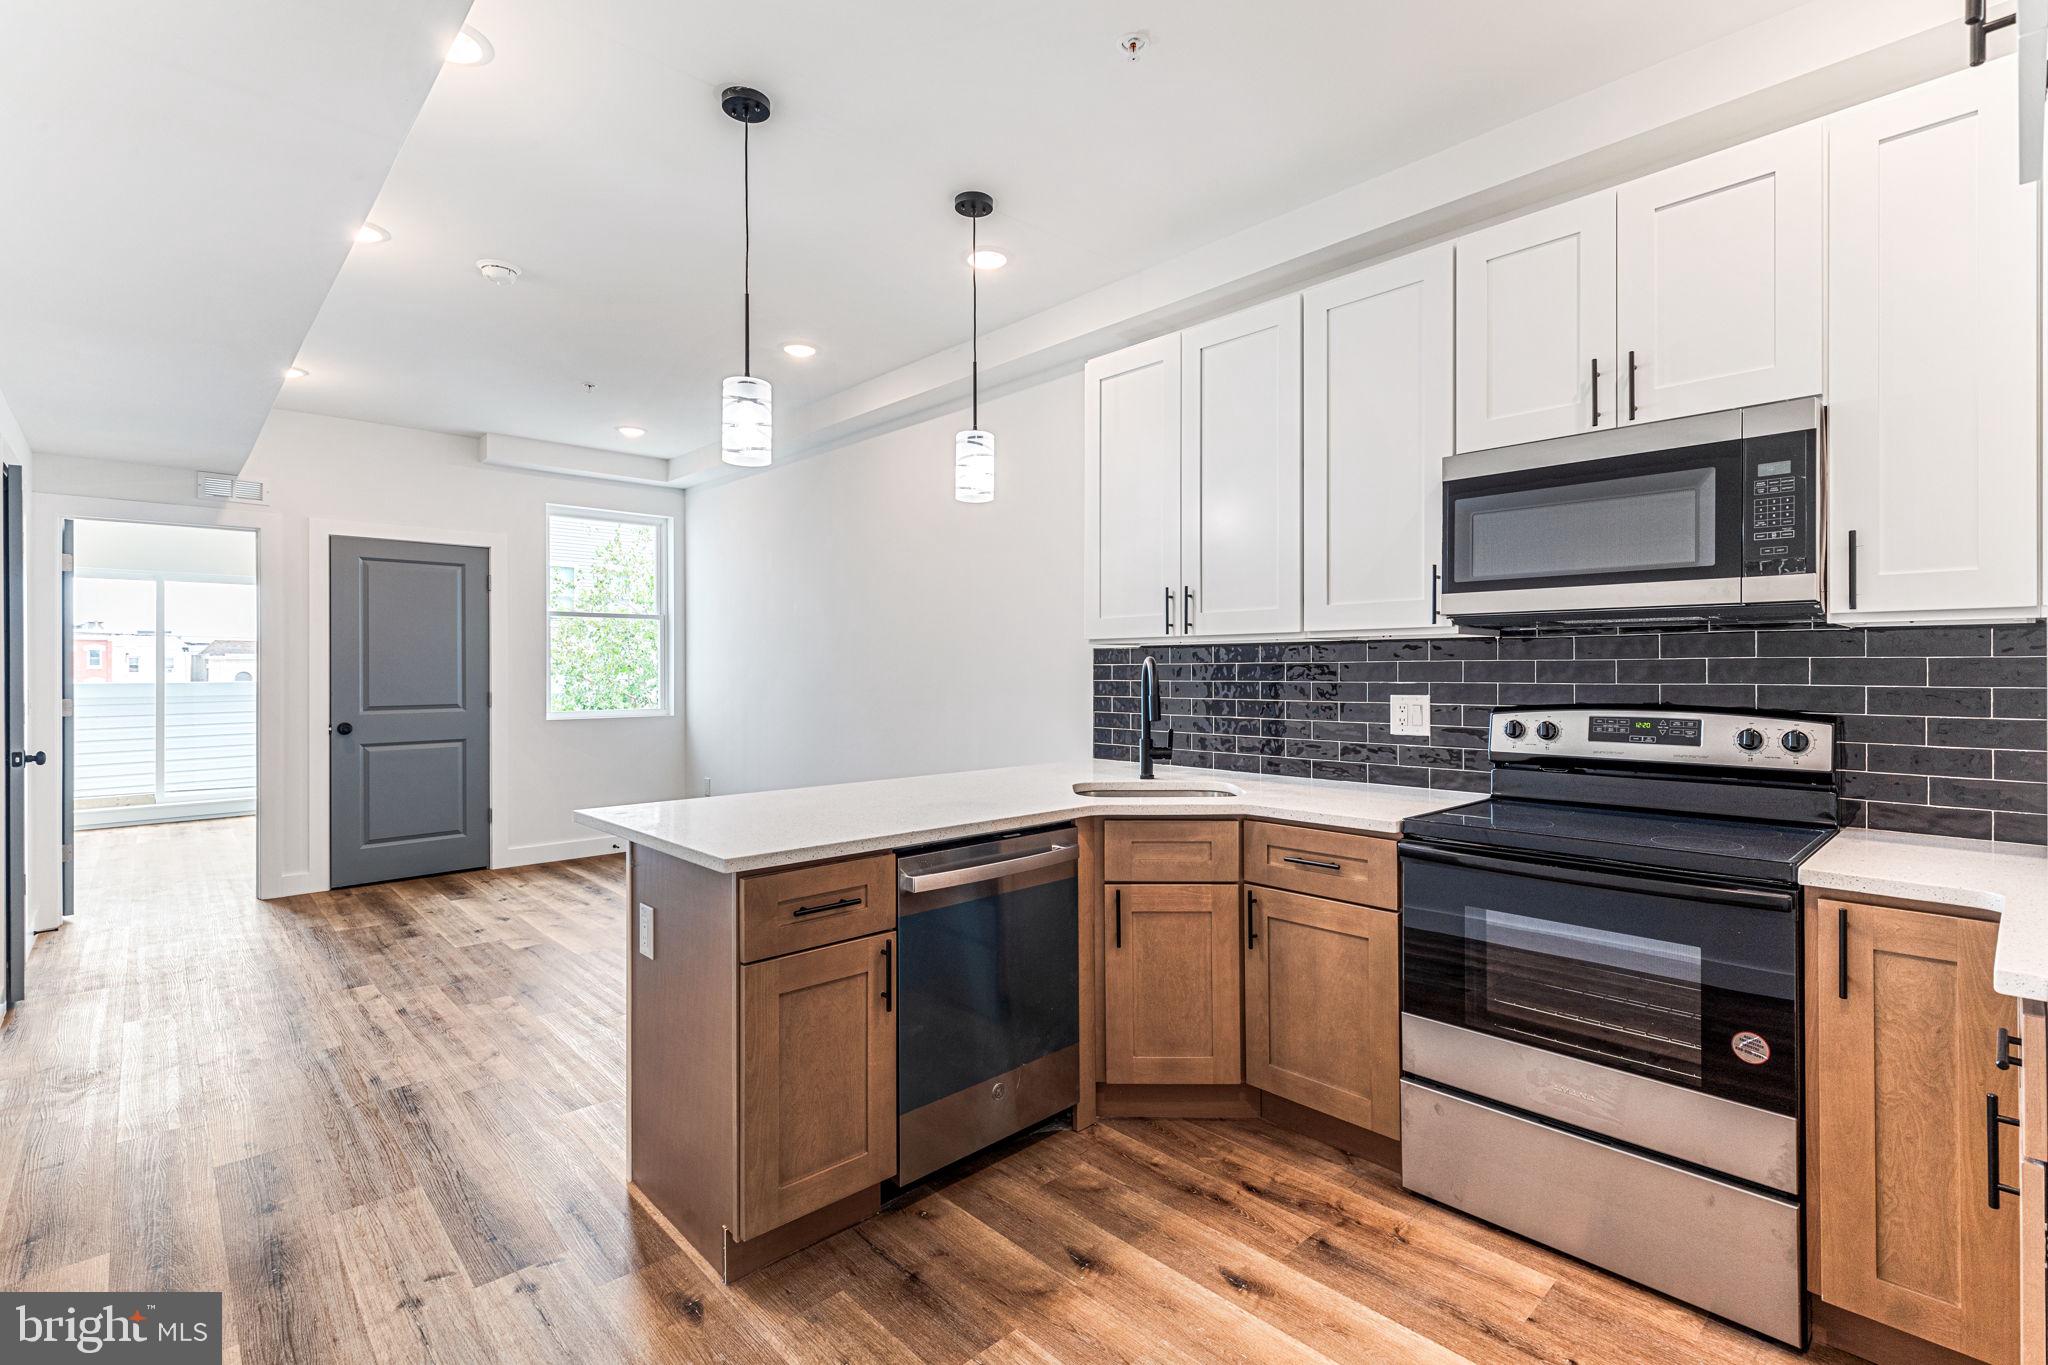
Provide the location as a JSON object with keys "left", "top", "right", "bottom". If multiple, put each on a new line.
{"left": 1812, "top": 901, "right": 2018, "bottom": 1365}
{"left": 1103, "top": 883, "right": 1242, "bottom": 1085}
{"left": 1826, "top": 61, "right": 2041, "bottom": 621}
{"left": 1181, "top": 297, "right": 1303, "bottom": 636}
{"left": 1084, "top": 336, "right": 1184, "bottom": 639}
{"left": 1615, "top": 121, "right": 1823, "bottom": 424}
{"left": 1303, "top": 244, "right": 1453, "bottom": 633}
{"left": 1454, "top": 191, "right": 1616, "bottom": 453}
{"left": 737, "top": 933, "right": 897, "bottom": 1241}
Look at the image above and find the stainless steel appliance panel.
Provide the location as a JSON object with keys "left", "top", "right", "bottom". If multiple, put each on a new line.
{"left": 1402, "top": 1015, "right": 1797, "bottom": 1193}
{"left": 1401, "top": 1079, "right": 1803, "bottom": 1346}
{"left": 895, "top": 826, "right": 1079, "bottom": 1185}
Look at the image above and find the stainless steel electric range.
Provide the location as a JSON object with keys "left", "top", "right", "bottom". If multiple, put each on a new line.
{"left": 1398, "top": 704, "right": 1838, "bottom": 1348}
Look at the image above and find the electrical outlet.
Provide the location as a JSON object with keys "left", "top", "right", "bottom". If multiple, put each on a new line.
{"left": 1390, "top": 694, "right": 1431, "bottom": 738}
{"left": 638, "top": 903, "right": 655, "bottom": 959}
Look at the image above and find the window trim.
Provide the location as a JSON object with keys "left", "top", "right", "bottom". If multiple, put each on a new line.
{"left": 544, "top": 504, "right": 674, "bottom": 721}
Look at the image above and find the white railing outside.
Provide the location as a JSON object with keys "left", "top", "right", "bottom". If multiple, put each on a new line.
{"left": 76, "top": 681, "right": 255, "bottom": 808}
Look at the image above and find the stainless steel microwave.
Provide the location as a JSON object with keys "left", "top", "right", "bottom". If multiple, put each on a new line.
{"left": 1438, "top": 398, "right": 1823, "bottom": 627}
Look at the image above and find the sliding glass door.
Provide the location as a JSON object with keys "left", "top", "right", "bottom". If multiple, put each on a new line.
{"left": 73, "top": 571, "right": 256, "bottom": 827}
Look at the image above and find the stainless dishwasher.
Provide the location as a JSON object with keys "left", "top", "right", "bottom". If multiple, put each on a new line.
{"left": 894, "top": 825, "right": 1080, "bottom": 1185}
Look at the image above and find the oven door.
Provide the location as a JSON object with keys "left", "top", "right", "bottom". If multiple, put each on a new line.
{"left": 1400, "top": 841, "right": 1799, "bottom": 1188}
{"left": 1439, "top": 434, "right": 1745, "bottom": 618}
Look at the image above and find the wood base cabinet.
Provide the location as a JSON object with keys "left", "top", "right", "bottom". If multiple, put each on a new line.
{"left": 2022, "top": 999, "right": 2046, "bottom": 1365}
{"left": 1244, "top": 886, "right": 1400, "bottom": 1139}
{"left": 1103, "top": 883, "right": 1242, "bottom": 1085}
{"left": 1812, "top": 900, "right": 2019, "bottom": 1365}
{"left": 737, "top": 932, "right": 897, "bottom": 1241}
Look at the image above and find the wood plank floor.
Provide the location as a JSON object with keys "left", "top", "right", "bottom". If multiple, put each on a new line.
{"left": 0, "top": 818, "right": 1861, "bottom": 1364}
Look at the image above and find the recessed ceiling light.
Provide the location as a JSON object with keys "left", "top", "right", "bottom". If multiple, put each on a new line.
{"left": 476, "top": 258, "right": 521, "bottom": 284}
{"left": 967, "top": 248, "right": 1008, "bottom": 271}
{"left": 446, "top": 26, "right": 494, "bottom": 66}
{"left": 782, "top": 342, "right": 817, "bottom": 359}
{"left": 285, "top": 366, "right": 308, "bottom": 380}
{"left": 353, "top": 222, "right": 390, "bottom": 245}
{"left": 616, "top": 425, "right": 646, "bottom": 439}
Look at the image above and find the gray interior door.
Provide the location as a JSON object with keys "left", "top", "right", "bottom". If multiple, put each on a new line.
{"left": 59, "top": 518, "right": 71, "bottom": 919}
{"left": 329, "top": 535, "right": 489, "bottom": 888}
{"left": 4, "top": 467, "right": 29, "bottom": 1006}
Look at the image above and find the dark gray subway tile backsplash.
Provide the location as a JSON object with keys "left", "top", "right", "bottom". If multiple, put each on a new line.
{"left": 1092, "top": 621, "right": 2048, "bottom": 845}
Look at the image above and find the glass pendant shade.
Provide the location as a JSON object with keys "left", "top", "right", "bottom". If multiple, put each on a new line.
{"left": 721, "top": 373, "right": 772, "bottom": 467}
{"left": 954, "top": 428, "right": 995, "bottom": 503}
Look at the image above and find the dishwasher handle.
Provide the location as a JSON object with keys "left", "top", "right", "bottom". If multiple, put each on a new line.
{"left": 898, "top": 840, "right": 1079, "bottom": 894}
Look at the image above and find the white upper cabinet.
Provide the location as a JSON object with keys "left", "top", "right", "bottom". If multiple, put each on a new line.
{"left": 1181, "top": 296, "right": 1304, "bottom": 636}
{"left": 1616, "top": 122, "right": 1824, "bottom": 424}
{"left": 1303, "top": 245, "right": 1453, "bottom": 633}
{"left": 1455, "top": 192, "right": 1617, "bottom": 453}
{"left": 1083, "top": 335, "right": 1182, "bottom": 639}
{"left": 1827, "top": 61, "right": 2041, "bottom": 620}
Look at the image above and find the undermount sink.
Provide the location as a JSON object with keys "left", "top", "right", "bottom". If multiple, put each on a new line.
{"left": 1073, "top": 780, "right": 1242, "bottom": 799}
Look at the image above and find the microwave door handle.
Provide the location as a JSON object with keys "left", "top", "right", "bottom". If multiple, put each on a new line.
{"left": 1401, "top": 843, "right": 1796, "bottom": 912}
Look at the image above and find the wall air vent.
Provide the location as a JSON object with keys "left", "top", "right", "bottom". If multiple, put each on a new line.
{"left": 194, "top": 473, "right": 266, "bottom": 504}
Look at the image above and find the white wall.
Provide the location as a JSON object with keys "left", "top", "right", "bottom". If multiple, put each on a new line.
{"left": 33, "top": 410, "right": 687, "bottom": 902}
{"left": 685, "top": 371, "right": 1092, "bottom": 795}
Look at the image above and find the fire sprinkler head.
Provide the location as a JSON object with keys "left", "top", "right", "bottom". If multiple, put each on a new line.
{"left": 1117, "top": 32, "right": 1148, "bottom": 61}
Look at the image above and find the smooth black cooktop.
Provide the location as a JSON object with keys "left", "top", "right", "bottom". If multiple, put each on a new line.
{"left": 1402, "top": 797, "right": 1836, "bottom": 886}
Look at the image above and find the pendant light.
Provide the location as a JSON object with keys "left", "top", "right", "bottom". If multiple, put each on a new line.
{"left": 721, "top": 86, "right": 772, "bottom": 467}
{"left": 953, "top": 190, "right": 995, "bottom": 503}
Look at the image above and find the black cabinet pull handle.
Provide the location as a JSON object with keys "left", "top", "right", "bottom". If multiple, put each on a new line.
{"left": 880, "top": 940, "right": 893, "bottom": 1012}
{"left": 1837, "top": 906, "right": 1850, "bottom": 1000}
{"left": 1182, "top": 586, "right": 1193, "bottom": 634}
{"left": 1113, "top": 888, "right": 1122, "bottom": 949}
{"left": 1987, "top": 1092, "right": 2020, "bottom": 1209}
{"left": 1246, "top": 891, "right": 1259, "bottom": 949}
{"left": 1589, "top": 357, "right": 1601, "bottom": 427}
{"left": 1846, "top": 530, "right": 1859, "bottom": 611}
{"left": 1164, "top": 587, "right": 1173, "bottom": 635}
{"left": 1283, "top": 855, "right": 1343, "bottom": 872}
{"left": 792, "top": 895, "right": 860, "bottom": 917}
{"left": 1997, "top": 1026, "right": 2023, "bottom": 1070}
{"left": 1430, "top": 565, "right": 1440, "bottom": 624}
{"left": 1627, "top": 349, "right": 1638, "bottom": 421}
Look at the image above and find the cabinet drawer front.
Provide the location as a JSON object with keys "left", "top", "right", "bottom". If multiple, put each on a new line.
{"left": 739, "top": 853, "right": 897, "bottom": 963}
{"left": 1104, "top": 819, "right": 1240, "bottom": 883}
{"left": 1243, "top": 821, "right": 1397, "bottom": 908}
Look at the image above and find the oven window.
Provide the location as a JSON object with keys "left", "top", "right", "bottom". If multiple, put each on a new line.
{"left": 1456, "top": 466, "right": 1716, "bottom": 585}
{"left": 1479, "top": 909, "right": 1705, "bottom": 1085}
{"left": 1402, "top": 851, "right": 1796, "bottom": 1115}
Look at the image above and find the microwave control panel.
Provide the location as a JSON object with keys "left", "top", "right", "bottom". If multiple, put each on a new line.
{"left": 1742, "top": 429, "right": 1816, "bottom": 578}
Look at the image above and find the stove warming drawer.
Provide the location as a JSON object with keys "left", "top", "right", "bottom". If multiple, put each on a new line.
{"left": 1402, "top": 1079, "right": 1803, "bottom": 1347}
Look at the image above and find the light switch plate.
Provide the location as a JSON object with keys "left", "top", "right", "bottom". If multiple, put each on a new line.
{"left": 638, "top": 903, "right": 655, "bottom": 959}
{"left": 1390, "top": 694, "right": 1431, "bottom": 738}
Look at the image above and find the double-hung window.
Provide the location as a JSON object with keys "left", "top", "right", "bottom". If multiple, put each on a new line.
{"left": 546, "top": 507, "right": 671, "bottom": 719}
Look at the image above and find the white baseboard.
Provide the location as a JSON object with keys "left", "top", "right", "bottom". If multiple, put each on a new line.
{"left": 500, "top": 834, "right": 626, "bottom": 868}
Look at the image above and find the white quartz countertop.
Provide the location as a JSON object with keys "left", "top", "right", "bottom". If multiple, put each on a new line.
{"left": 1801, "top": 829, "right": 2048, "bottom": 999}
{"left": 575, "top": 760, "right": 1477, "bottom": 876}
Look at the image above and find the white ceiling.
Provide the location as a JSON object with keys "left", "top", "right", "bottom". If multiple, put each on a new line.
{"left": 275, "top": 0, "right": 1809, "bottom": 461}
{"left": 0, "top": 0, "right": 472, "bottom": 467}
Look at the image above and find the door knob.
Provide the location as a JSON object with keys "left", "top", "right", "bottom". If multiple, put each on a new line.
{"left": 9, "top": 750, "right": 44, "bottom": 767}
{"left": 334, "top": 722, "right": 353, "bottom": 736}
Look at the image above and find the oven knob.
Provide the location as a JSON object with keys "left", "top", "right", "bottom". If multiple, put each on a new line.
{"left": 1535, "top": 721, "right": 1559, "bottom": 741}
{"left": 1781, "top": 729, "right": 1812, "bottom": 754}
{"left": 1736, "top": 728, "right": 1765, "bottom": 752}
{"left": 1502, "top": 720, "right": 1526, "bottom": 739}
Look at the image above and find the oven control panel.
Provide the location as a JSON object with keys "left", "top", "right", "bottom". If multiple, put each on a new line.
{"left": 1494, "top": 707, "right": 1834, "bottom": 773}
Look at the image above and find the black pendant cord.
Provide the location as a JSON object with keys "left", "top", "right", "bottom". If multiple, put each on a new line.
{"left": 749, "top": 118, "right": 757, "bottom": 378}
{"left": 970, "top": 217, "right": 979, "bottom": 430}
